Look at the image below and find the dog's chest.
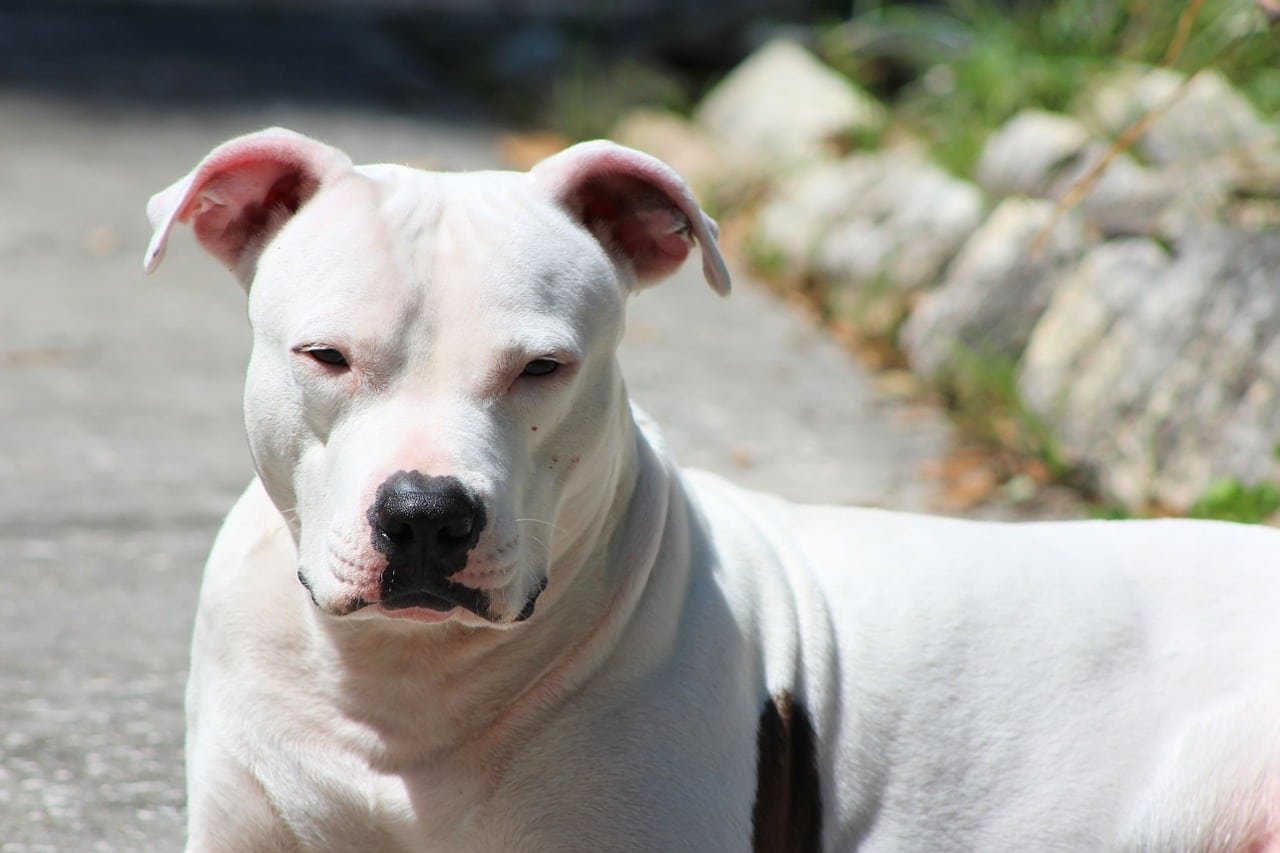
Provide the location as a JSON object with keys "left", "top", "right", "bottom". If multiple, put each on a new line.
{"left": 269, "top": 748, "right": 529, "bottom": 852}
{"left": 266, "top": 698, "right": 759, "bottom": 852}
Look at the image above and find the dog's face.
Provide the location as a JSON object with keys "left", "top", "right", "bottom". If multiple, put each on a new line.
{"left": 146, "top": 130, "right": 728, "bottom": 627}
{"left": 243, "top": 170, "right": 631, "bottom": 625}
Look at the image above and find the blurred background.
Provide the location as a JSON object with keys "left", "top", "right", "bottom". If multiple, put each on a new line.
{"left": 1, "top": 0, "right": 1277, "bottom": 848}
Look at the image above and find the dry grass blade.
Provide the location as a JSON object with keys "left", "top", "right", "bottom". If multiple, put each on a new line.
{"left": 1031, "top": 74, "right": 1194, "bottom": 255}
{"left": 1163, "top": 0, "right": 1209, "bottom": 66}
{"left": 1032, "top": 0, "right": 1217, "bottom": 255}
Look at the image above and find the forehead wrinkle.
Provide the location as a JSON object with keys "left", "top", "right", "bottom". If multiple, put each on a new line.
{"left": 409, "top": 199, "right": 520, "bottom": 393}
{"left": 358, "top": 171, "right": 448, "bottom": 379}
{"left": 375, "top": 171, "right": 440, "bottom": 309}
{"left": 339, "top": 174, "right": 432, "bottom": 357}
{"left": 399, "top": 176, "right": 628, "bottom": 389}
{"left": 388, "top": 184, "right": 503, "bottom": 386}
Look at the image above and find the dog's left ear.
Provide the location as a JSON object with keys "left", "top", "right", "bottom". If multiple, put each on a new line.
{"left": 143, "top": 127, "right": 354, "bottom": 284}
{"left": 532, "top": 140, "right": 731, "bottom": 296}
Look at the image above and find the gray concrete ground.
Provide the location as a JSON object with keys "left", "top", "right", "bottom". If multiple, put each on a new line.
{"left": 0, "top": 5, "right": 950, "bottom": 849}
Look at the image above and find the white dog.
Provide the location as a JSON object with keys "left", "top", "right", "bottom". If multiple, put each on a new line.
{"left": 147, "top": 128, "right": 1280, "bottom": 852}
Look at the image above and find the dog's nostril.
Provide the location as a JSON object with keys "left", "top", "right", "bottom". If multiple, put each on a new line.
{"left": 374, "top": 507, "right": 414, "bottom": 543}
{"left": 437, "top": 517, "right": 473, "bottom": 545}
{"left": 368, "top": 471, "right": 486, "bottom": 568}
{"left": 380, "top": 520, "right": 413, "bottom": 543}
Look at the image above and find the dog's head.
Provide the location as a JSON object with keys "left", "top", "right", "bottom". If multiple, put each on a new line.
{"left": 146, "top": 128, "right": 728, "bottom": 627}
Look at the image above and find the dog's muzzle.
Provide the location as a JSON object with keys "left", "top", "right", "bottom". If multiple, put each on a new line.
{"left": 359, "top": 471, "right": 543, "bottom": 623}
{"left": 368, "top": 470, "right": 485, "bottom": 610}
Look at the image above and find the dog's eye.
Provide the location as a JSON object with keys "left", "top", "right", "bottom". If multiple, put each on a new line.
{"left": 303, "top": 347, "right": 349, "bottom": 368}
{"left": 522, "top": 358, "right": 559, "bottom": 377}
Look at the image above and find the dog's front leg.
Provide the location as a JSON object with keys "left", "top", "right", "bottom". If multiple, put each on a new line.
{"left": 185, "top": 740, "right": 300, "bottom": 853}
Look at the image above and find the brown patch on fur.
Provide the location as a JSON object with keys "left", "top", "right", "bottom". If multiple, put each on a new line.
{"left": 752, "top": 690, "right": 822, "bottom": 853}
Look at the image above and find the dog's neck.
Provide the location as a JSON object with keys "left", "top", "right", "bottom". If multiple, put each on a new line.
{"left": 304, "top": 385, "right": 688, "bottom": 765}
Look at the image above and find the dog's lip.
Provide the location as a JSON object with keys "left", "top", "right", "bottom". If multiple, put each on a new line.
{"left": 373, "top": 602, "right": 461, "bottom": 624}
{"left": 379, "top": 589, "right": 457, "bottom": 612}
{"left": 307, "top": 563, "right": 546, "bottom": 625}
{"left": 374, "top": 576, "right": 546, "bottom": 625}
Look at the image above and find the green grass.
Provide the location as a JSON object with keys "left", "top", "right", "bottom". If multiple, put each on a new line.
{"left": 1188, "top": 478, "right": 1280, "bottom": 524}
{"left": 824, "top": 272, "right": 912, "bottom": 342}
{"left": 545, "top": 49, "right": 692, "bottom": 141}
{"left": 743, "top": 235, "right": 790, "bottom": 281}
{"left": 823, "top": 0, "right": 1280, "bottom": 175}
{"left": 937, "top": 343, "right": 1071, "bottom": 479}
{"left": 1088, "top": 503, "right": 1136, "bottom": 520}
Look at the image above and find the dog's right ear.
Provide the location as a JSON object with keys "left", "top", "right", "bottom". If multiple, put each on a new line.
{"left": 532, "top": 140, "right": 731, "bottom": 296}
{"left": 143, "top": 127, "right": 353, "bottom": 285}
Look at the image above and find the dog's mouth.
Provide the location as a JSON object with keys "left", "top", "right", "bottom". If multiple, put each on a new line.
{"left": 299, "top": 548, "right": 546, "bottom": 624}
{"left": 331, "top": 577, "right": 545, "bottom": 624}
{"left": 380, "top": 581, "right": 485, "bottom": 615}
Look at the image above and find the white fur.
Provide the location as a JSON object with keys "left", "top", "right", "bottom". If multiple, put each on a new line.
{"left": 149, "top": 131, "right": 1280, "bottom": 852}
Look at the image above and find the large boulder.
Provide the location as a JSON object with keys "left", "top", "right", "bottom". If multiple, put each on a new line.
{"left": 902, "top": 197, "right": 1089, "bottom": 377}
{"left": 816, "top": 153, "right": 984, "bottom": 292}
{"left": 1060, "top": 144, "right": 1229, "bottom": 238}
{"left": 1019, "top": 227, "right": 1280, "bottom": 509}
{"left": 976, "top": 110, "right": 1092, "bottom": 198}
{"left": 976, "top": 108, "right": 1232, "bottom": 238}
{"left": 751, "top": 151, "right": 981, "bottom": 298}
{"left": 696, "top": 39, "right": 887, "bottom": 172}
{"left": 1081, "top": 66, "right": 1280, "bottom": 176}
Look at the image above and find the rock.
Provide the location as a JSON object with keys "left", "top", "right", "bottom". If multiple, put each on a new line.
{"left": 977, "top": 110, "right": 1092, "bottom": 198}
{"left": 1082, "top": 66, "right": 1279, "bottom": 171}
{"left": 902, "top": 197, "right": 1089, "bottom": 377}
{"left": 976, "top": 108, "right": 1233, "bottom": 238}
{"left": 818, "top": 152, "right": 984, "bottom": 293}
{"left": 1017, "top": 239, "right": 1168, "bottom": 505}
{"left": 750, "top": 151, "right": 981, "bottom": 300}
{"left": 1019, "top": 228, "right": 1280, "bottom": 509}
{"left": 695, "top": 38, "right": 887, "bottom": 171}
{"left": 1074, "top": 68, "right": 1280, "bottom": 234}
{"left": 749, "top": 157, "right": 869, "bottom": 276}
{"left": 1055, "top": 143, "right": 1229, "bottom": 238}
{"left": 610, "top": 109, "right": 765, "bottom": 213}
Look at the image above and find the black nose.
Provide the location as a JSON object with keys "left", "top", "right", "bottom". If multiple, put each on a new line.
{"left": 368, "top": 471, "right": 485, "bottom": 590}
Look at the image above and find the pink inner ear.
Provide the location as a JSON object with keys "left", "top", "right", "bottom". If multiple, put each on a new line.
{"left": 181, "top": 156, "right": 318, "bottom": 268}
{"left": 145, "top": 128, "right": 354, "bottom": 278}
{"left": 530, "top": 140, "right": 730, "bottom": 295}
{"left": 574, "top": 173, "right": 693, "bottom": 282}
{"left": 188, "top": 163, "right": 316, "bottom": 271}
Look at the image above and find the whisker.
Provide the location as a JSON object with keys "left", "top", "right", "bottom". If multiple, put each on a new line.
{"left": 515, "top": 518, "right": 566, "bottom": 536}
{"left": 523, "top": 533, "right": 553, "bottom": 563}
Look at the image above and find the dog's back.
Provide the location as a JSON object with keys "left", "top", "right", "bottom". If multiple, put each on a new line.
{"left": 687, "top": 468, "right": 1280, "bottom": 850}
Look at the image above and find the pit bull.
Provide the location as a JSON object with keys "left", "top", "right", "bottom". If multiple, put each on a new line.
{"left": 146, "top": 128, "right": 1280, "bottom": 851}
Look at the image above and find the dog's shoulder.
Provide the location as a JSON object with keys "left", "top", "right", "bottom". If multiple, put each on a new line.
{"left": 205, "top": 478, "right": 296, "bottom": 581}
{"left": 195, "top": 478, "right": 304, "bottom": 666}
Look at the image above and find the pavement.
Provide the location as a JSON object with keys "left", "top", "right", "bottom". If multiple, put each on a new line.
{"left": 0, "top": 4, "right": 951, "bottom": 849}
